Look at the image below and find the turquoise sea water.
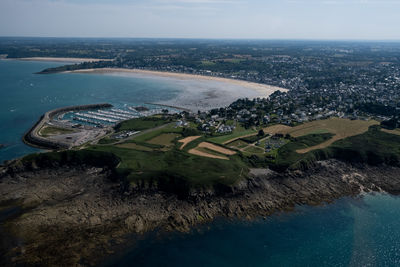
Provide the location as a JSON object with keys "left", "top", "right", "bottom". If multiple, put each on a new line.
{"left": 107, "top": 194, "right": 400, "bottom": 267}
{"left": 0, "top": 60, "right": 180, "bottom": 163}
{"left": 2, "top": 60, "right": 400, "bottom": 266}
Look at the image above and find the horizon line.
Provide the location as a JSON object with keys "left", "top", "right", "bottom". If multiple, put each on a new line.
{"left": 1, "top": 36, "right": 400, "bottom": 43}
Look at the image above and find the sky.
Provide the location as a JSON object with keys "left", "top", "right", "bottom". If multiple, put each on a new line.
{"left": 0, "top": 0, "right": 400, "bottom": 40}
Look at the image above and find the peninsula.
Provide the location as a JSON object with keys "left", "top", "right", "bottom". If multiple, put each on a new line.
{"left": 2, "top": 97, "right": 400, "bottom": 265}
{"left": 2, "top": 39, "right": 400, "bottom": 266}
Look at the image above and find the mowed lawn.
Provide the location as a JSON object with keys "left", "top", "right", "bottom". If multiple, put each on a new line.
{"left": 147, "top": 133, "right": 181, "bottom": 146}
{"left": 264, "top": 118, "right": 379, "bottom": 153}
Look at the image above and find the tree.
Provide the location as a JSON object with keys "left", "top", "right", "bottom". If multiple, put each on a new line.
{"left": 258, "top": 129, "right": 265, "bottom": 137}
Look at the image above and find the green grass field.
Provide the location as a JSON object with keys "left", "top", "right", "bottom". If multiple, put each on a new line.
{"left": 243, "top": 145, "right": 264, "bottom": 154}
{"left": 39, "top": 126, "right": 74, "bottom": 137}
{"left": 227, "top": 139, "right": 248, "bottom": 149}
{"left": 207, "top": 126, "right": 256, "bottom": 144}
{"left": 87, "top": 144, "right": 248, "bottom": 189}
{"left": 22, "top": 117, "right": 400, "bottom": 197}
{"left": 115, "top": 117, "right": 170, "bottom": 132}
{"left": 131, "top": 125, "right": 182, "bottom": 143}
{"left": 147, "top": 133, "right": 181, "bottom": 147}
{"left": 116, "top": 143, "right": 154, "bottom": 152}
{"left": 271, "top": 133, "right": 334, "bottom": 171}
{"left": 98, "top": 137, "right": 118, "bottom": 145}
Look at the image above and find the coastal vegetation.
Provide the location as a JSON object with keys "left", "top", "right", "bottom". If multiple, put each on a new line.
{"left": 20, "top": 113, "right": 400, "bottom": 196}
{"left": 115, "top": 116, "right": 170, "bottom": 132}
{"left": 38, "top": 126, "right": 74, "bottom": 137}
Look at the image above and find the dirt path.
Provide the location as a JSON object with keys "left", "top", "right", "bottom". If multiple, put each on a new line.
{"left": 188, "top": 148, "right": 229, "bottom": 160}
{"left": 222, "top": 133, "right": 257, "bottom": 145}
{"left": 198, "top": 142, "right": 236, "bottom": 155}
{"left": 178, "top": 136, "right": 202, "bottom": 150}
{"left": 188, "top": 142, "right": 236, "bottom": 160}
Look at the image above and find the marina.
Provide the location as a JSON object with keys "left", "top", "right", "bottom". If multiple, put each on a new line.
{"left": 75, "top": 112, "right": 119, "bottom": 123}
{"left": 87, "top": 111, "right": 128, "bottom": 120}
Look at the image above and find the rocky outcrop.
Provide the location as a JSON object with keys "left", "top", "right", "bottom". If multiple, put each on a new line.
{"left": 1, "top": 160, "right": 400, "bottom": 266}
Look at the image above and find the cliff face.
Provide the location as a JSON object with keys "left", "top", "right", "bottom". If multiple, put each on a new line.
{"left": 1, "top": 160, "right": 400, "bottom": 266}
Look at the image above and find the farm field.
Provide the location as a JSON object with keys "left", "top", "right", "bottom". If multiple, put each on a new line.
{"left": 147, "top": 133, "right": 181, "bottom": 147}
{"left": 243, "top": 145, "right": 264, "bottom": 154}
{"left": 263, "top": 118, "right": 379, "bottom": 153}
{"left": 188, "top": 142, "right": 236, "bottom": 160}
{"left": 226, "top": 139, "right": 248, "bottom": 149}
{"left": 116, "top": 143, "right": 154, "bottom": 152}
{"left": 207, "top": 126, "right": 256, "bottom": 144}
{"left": 115, "top": 117, "right": 169, "bottom": 132}
{"left": 189, "top": 147, "right": 229, "bottom": 160}
{"left": 178, "top": 136, "right": 201, "bottom": 149}
{"left": 382, "top": 128, "right": 400, "bottom": 136}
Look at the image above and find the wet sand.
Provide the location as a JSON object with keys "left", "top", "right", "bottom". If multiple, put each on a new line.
{"left": 67, "top": 68, "right": 288, "bottom": 111}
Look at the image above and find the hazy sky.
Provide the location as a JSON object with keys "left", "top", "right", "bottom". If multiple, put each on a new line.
{"left": 1, "top": 0, "right": 400, "bottom": 39}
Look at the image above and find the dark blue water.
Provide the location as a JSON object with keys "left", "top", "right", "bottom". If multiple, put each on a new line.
{"left": 0, "top": 60, "right": 180, "bottom": 163}
{"left": 107, "top": 194, "right": 400, "bottom": 267}
{"left": 2, "top": 60, "right": 400, "bottom": 266}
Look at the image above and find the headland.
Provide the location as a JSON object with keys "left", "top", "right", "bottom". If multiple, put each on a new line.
{"left": 2, "top": 98, "right": 400, "bottom": 265}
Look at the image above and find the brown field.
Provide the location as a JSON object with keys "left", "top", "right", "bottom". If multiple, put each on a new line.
{"left": 116, "top": 143, "right": 153, "bottom": 151}
{"left": 188, "top": 148, "right": 229, "bottom": 160}
{"left": 198, "top": 142, "right": 236, "bottom": 155}
{"left": 382, "top": 128, "right": 400, "bottom": 136}
{"left": 188, "top": 142, "right": 236, "bottom": 160}
{"left": 273, "top": 118, "right": 378, "bottom": 153}
{"left": 178, "top": 136, "right": 201, "bottom": 149}
{"left": 262, "top": 124, "right": 292, "bottom": 135}
{"left": 147, "top": 133, "right": 180, "bottom": 147}
{"left": 264, "top": 118, "right": 377, "bottom": 140}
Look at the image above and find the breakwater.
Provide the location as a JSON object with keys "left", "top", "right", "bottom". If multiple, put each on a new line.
{"left": 23, "top": 103, "right": 112, "bottom": 150}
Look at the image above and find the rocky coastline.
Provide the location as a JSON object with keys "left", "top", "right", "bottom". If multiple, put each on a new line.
{"left": 1, "top": 159, "right": 400, "bottom": 266}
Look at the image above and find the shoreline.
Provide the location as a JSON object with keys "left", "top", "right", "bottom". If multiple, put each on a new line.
{"left": 1, "top": 159, "right": 400, "bottom": 265}
{"left": 66, "top": 68, "right": 288, "bottom": 97}
{"left": 9, "top": 57, "right": 113, "bottom": 63}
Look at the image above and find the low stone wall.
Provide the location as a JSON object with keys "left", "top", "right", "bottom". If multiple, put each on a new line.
{"left": 23, "top": 103, "right": 112, "bottom": 150}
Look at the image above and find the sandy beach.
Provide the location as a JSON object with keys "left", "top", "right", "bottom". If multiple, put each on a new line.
{"left": 67, "top": 68, "right": 288, "bottom": 111}
{"left": 16, "top": 57, "right": 113, "bottom": 63}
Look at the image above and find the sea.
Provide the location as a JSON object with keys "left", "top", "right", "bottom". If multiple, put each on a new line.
{"left": 1, "top": 59, "right": 400, "bottom": 266}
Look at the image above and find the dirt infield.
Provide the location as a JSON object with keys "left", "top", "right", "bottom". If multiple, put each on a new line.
{"left": 178, "top": 136, "right": 202, "bottom": 149}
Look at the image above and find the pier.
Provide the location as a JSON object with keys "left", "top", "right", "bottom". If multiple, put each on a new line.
{"left": 23, "top": 103, "right": 112, "bottom": 149}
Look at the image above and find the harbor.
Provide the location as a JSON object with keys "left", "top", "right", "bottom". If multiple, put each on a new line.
{"left": 23, "top": 103, "right": 181, "bottom": 150}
